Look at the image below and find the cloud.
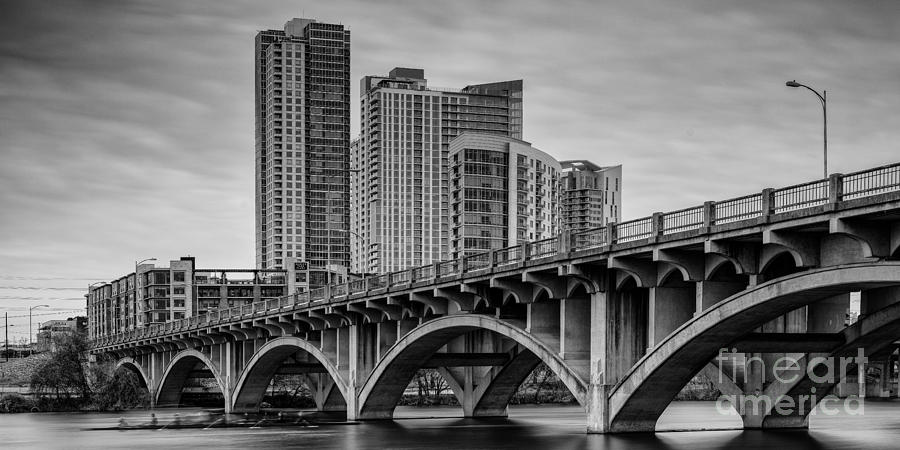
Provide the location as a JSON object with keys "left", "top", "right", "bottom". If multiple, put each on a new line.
{"left": 0, "top": 0, "right": 898, "bottom": 334}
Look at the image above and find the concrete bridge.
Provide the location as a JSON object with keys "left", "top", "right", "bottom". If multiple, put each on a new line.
{"left": 92, "top": 162, "right": 900, "bottom": 433}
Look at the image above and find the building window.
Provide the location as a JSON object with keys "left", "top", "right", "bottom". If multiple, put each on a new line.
{"left": 173, "top": 271, "right": 185, "bottom": 282}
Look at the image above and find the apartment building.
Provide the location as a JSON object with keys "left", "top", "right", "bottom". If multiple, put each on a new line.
{"left": 352, "top": 67, "right": 522, "bottom": 273}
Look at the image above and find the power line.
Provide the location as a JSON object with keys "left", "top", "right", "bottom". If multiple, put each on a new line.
{"left": 0, "top": 286, "right": 88, "bottom": 290}
{"left": 0, "top": 276, "right": 105, "bottom": 281}
{"left": 3, "top": 309, "right": 85, "bottom": 319}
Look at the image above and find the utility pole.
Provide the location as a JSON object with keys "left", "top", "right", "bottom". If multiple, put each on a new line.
{"left": 4, "top": 312, "right": 8, "bottom": 363}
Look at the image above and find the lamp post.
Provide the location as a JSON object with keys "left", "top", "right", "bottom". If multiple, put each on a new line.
{"left": 29, "top": 304, "right": 49, "bottom": 355}
{"left": 340, "top": 229, "right": 364, "bottom": 281}
{"left": 2, "top": 314, "right": 11, "bottom": 362}
{"left": 87, "top": 281, "right": 105, "bottom": 340}
{"left": 135, "top": 258, "right": 157, "bottom": 275}
{"left": 786, "top": 80, "right": 827, "bottom": 178}
{"left": 135, "top": 258, "right": 156, "bottom": 327}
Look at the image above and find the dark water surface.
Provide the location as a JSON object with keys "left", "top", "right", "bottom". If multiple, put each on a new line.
{"left": 3, "top": 401, "right": 900, "bottom": 449}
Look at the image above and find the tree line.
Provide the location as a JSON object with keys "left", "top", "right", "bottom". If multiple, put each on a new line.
{"left": 1, "top": 332, "right": 149, "bottom": 413}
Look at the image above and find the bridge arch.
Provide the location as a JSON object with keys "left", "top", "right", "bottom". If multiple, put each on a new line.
{"left": 761, "top": 294, "right": 900, "bottom": 428}
{"left": 607, "top": 261, "right": 900, "bottom": 433}
{"left": 231, "top": 336, "right": 349, "bottom": 413}
{"left": 658, "top": 265, "right": 688, "bottom": 287}
{"left": 759, "top": 248, "right": 804, "bottom": 281}
{"left": 707, "top": 258, "right": 745, "bottom": 282}
{"left": 155, "top": 349, "right": 226, "bottom": 409}
{"left": 567, "top": 282, "right": 590, "bottom": 300}
{"left": 533, "top": 287, "right": 552, "bottom": 303}
{"left": 614, "top": 271, "right": 643, "bottom": 291}
{"left": 566, "top": 278, "right": 595, "bottom": 298}
{"left": 114, "top": 357, "right": 150, "bottom": 390}
{"left": 356, "top": 314, "right": 587, "bottom": 419}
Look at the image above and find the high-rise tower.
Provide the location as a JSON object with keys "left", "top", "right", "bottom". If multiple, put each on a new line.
{"left": 255, "top": 18, "right": 351, "bottom": 290}
{"left": 352, "top": 68, "right": 522, "bottom": 274}
{"left": 560, "top": 161, "right": 622, "bottom": 231}
{"left": 448, "top": 133, "right": 561, "bottom": 259}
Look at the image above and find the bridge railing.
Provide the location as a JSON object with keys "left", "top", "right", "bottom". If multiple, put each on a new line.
{"left": 772, "top": 179, "right": 829, "bottom": 213}
{"left": 412, "top": 265, "right": 435, "bottom": 283}
{"left": 662, "top": 205, "right": 704, "bottom": 235}
{"left": 572, "top": 226, "right": 607, "bottom": 249}
{"left": 615, "top": 217, "right": 653, "bottom": 243}
{"left": 348, "top": 278, "right": 366, "bottom": 295}
{"left": 843, "top": 162, "right": 900, "bottom": 200}
{"left": 390, "top": 270, "right": 411, "bottom": 286}
{"left": 462, "top": 251, "right": 491, "bottom": 272}
{"left": 310, "top": 287, "right": 327, "bottom": 302}
{"left": 526, "top": 237, "right": 557, "bottom": 259}
{"left": 713, "top": 193, "right": 762, "bottom": 225}
{"left": 436, "top": 260, "right": 459, "bottom": 278}
{"left": 495, "top": 245, "right": 522, "bottom": 266}
{"left": 368, "top": 274, "right": 388, "bottom": 290}
{"left": 92, "top": 161, "right": 900, "bottom": 348}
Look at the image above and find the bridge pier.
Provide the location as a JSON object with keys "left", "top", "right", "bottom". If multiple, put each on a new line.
{"left": 586, "top": 383, "right": 611, "bottom": 433}
{"left": 608, "top": 281, "right": 648, "bottom": 383}
{"left": 586, "top": 286, "right": 612, "bottom": 433}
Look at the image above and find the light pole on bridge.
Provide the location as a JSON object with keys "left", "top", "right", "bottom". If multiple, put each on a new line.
{"left": 87, "top": 281, "right": 106, "bottom": 342}
{"left": 29, "top": 304, "right": 49, "bottom": 355}
{"left": 2, "top": 314, "right": 11, "bottom": 362}
{"left": 135, "top": 258, "right": 157, "bottom": 324}
{"left": 785, "top": 80, "right": 827, "bottom": 178}
{"left": 337, "top": 229, "right": 365, "bottom": 281}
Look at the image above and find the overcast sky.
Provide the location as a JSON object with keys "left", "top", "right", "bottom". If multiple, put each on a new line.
{"left": 1, "top": 0, "right": 899, "bottom": 338}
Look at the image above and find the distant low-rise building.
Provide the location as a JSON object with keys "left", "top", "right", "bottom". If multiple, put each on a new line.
{"left": 36, "top": 316, "right": 87, "bottom": 352}
{"left": 86, "top": 257, "right": 298, "bottom": 341}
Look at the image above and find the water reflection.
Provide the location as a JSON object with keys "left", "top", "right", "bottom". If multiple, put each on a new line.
{"left": 0, "top": 401, "right": 898, "bottom": 449}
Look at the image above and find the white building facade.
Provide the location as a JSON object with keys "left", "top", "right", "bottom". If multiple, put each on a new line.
{"left": 352, "top": 68, "right": 522, "bottom": 274}
{"left": 449, "top": 133, "right": 561, "bottom": 258}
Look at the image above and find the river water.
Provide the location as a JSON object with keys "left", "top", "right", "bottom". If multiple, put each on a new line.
{"left": 2, "top": 401, "right": 900, "bottom": 449}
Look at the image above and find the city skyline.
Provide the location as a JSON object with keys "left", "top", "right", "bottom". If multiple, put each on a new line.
{"left": 2, "top": 0, "right": 900, "bottom": 338}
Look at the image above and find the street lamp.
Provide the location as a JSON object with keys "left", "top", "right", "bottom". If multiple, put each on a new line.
{"left": 87, "top": 281, "right": 105, "bottom": 330}
{"left": 136, "top": 257, "right": 157, "bottom": 271}
{"left": 785, "top": 80, "right": 827, "bottom": 178}
{"left": 135, "top": 258, "right": 156, "bottom": 329}
{"left": 2, "top": 315, "right": 12, "bottom": 362}
{"left": 338, "top": 229, "right": 364, "bottom": 279}
{"left": 29, "top": 304, "right": 49, "bottom": 354}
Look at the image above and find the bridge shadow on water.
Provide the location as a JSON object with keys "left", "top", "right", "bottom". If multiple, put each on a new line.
{"left": 11, "top": 402, "right": 897, "bottom": 449}
{"left": 333, "top": 404, "right": 837, "bottom": 450}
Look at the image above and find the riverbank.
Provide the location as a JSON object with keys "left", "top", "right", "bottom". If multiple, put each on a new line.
{"left": 0, "top": 355, "right": 50, "bottom": 385}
